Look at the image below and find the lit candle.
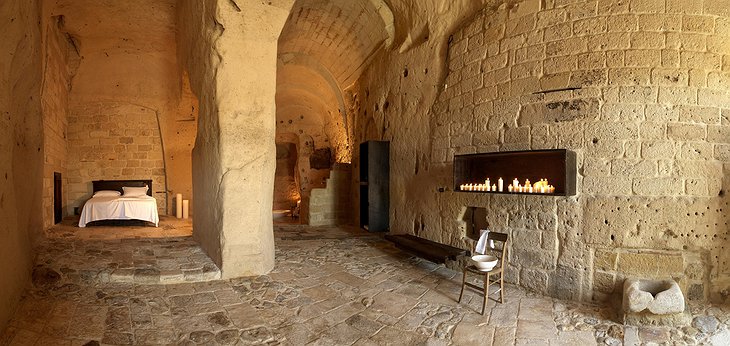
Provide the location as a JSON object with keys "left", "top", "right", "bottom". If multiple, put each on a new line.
{"left": 498, "top": 178, "right": 504, "bottom": 192}
{"left": 486, "top": 184, "right": 491, "bottom": 192}
{"left": 492, "top": 184, "right": 497, "bottom": 191}
{"left": 508, "top": 185, "right": 514, "bottom": 192}
{"left": 513, "top": 178, "right": 519, "bottom": 188}
{"left": 486, "top": 178, "right": 491, "bottom": 189}
{"left": 182, "top": 200, "right": 189, "bottom": 219}
{"left": 176, "top": 193, "right": 183, "bottom": 218}
{"left": 528, "top": 186, "right": 533, "bottom": 193}
{"left": 460, "top": 184, "right": 465, "bottom": 191}
{"left": 525, "top": 179, "right": 531, "bottom": 186}
{"left": 540, "top": 186, "right": 546, "bottom": 193}
{"left": 518, "top": 185, "right": 523, "bottom": 193}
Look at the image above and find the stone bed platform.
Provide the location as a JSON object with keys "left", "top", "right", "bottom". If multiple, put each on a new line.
{"left": 33, "top": 216, "right": 221, "bottom": 285}
{"left": 3, "top": 225, "right": 729, "bottom": 345}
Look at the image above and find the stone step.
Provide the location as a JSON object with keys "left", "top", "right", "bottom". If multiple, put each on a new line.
{"left": 33, "top": 236, "right": 222, "bottom": 286}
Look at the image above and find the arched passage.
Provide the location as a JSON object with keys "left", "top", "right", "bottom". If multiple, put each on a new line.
{"left": 275, "top": 0, "right": 394, "bottom": 225}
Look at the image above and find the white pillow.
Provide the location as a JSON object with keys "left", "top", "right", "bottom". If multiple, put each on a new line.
{"left": 122, "top": 186, "right": 148, "bottom": 197}
{"left": 93, "top": 190, "right": 121, "bottom": 197}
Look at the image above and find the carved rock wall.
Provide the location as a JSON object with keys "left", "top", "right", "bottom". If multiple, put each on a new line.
{"left": 355, "top": 0, "right": 730, "bottom": 303}
{"left": 178, "top": 0, "right": 294, "bottom": 277}
{"left": 47, "top": 0, "right": 187, "bottom": 215}
{"left": 0, "top": 0, "right": 44, "bottom": 331}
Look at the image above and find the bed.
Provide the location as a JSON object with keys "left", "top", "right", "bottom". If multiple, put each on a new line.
{"left": 78, "top": 180, "right": 159, "bottom": 227}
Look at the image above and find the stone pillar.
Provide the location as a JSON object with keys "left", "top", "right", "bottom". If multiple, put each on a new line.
{"left": 180, "top": 0, "right": 293, "bottom": 278}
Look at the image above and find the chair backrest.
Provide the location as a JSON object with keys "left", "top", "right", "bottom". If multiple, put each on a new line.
{"left": 486, "top": 231, "right": 508, "bottom": 270}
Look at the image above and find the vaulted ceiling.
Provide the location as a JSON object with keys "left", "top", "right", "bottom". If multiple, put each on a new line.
{"left": 276, "top": 0, "right": 394, "bottom": 162}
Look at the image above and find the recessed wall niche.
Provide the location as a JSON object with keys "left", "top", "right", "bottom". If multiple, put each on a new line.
{"left": 454, "top": 149, "right": 577, "bottom": 196}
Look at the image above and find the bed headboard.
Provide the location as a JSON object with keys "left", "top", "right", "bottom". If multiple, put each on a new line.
{"left": 92, "top": 180, "right": 153, "bottom": 197}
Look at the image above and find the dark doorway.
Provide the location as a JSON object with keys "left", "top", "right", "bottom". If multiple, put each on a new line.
{"left": 54, "top": 172, "right": 62, "bottom": 224}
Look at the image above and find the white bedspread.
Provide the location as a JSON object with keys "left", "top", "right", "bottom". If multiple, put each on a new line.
{"left": 79, "top": 195, "right": 159, "bottom": 227}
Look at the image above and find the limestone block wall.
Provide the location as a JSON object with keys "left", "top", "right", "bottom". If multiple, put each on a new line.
{"left": 429, "top": 0, "right": 730, "bottom": 303}
{"left": 49, "top": 0, "right": 182, "bottom": 216}
{"left": 309, "top": 163, "right": 352, "bottom": 226}
{"left": 355, "top": 0, "right": 729, "bottom": 303}
{"left": 41, "top": 13, "right": 74, "bottom": 229}
{"left": 0, "top": 0, "right": 44, "bottom": 331}
{"left": 66, "top": 103, "right": 167, "bottom": 213}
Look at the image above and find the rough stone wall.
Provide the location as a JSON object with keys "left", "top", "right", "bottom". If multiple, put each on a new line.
{"left": 351, "top": 0, "right": 498, "bottom": 241}
{"left": 0, "top": 0, "right": 44, "bottom": 331}
{"left": 309, "top": 163, "right": 352, "bottom": 226}
{"left": 178, "top": 0, "right": 294, "bottom": 277}
{"left": 274, "top": 140, "right": 299, "bottom": 210}
{"left": 48, "top": 0, "right": 182, "bottom": 215}
{"left": 66, "top": 103, "right": 167, "bottom": 213}
{"left": 166, "top": 71, "right": 199, "bottom": 216}
{"left": 177, "top": 0, "right": 223, "bottom": 270}
{"left": 41, "top": 13, "right": 73, "bottom": 228}
{"left": 355, "top": 0, "right": 730, "bottom": 303}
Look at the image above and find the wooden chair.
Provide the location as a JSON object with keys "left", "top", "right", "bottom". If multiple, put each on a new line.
{"left": 458, "top": 231, "right": 508, "bottom": 315}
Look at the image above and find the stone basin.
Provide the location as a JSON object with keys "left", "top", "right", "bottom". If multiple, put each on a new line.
{"left": 623, "top": 278, "right": 685, "bottom": 315}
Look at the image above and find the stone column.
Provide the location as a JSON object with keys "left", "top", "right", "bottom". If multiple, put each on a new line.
{"left": 180, "top": 0, "right": 293, "bottom": 278}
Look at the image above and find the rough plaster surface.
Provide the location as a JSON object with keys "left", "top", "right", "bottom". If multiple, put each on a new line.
{"left": 353, "top": 0, "right": 730, "bottom": 303}
{"left": 0, "top": 0, "right": 44, "bottom": 332}
{"left": 178, "top": 0, "right": 294, "bottom": 278}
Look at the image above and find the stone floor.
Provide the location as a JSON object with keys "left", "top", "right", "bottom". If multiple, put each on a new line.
{"left": 2, "top": 224, "right": 729, "bottom": 345}
{"left": 35, "top": 217, "right": 220, "bottom": 284}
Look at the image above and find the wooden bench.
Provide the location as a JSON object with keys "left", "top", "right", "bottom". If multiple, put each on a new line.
{"left": 384, "top": 234, "right": 467, "bottom": 263}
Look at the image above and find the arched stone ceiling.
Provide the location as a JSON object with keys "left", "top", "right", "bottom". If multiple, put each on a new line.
{"left": 277, "top": 0, "right": 394, "bottom": 162}
{"left": 279, "top": 0, "right": 393, "bottom": 89}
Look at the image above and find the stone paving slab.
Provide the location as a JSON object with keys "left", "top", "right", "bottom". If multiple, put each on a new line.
{"left": 32, "top": 216, "right": 221, "bottom": 285}
{"left": 2, "top": 225, "right": 729, "bottom": 345}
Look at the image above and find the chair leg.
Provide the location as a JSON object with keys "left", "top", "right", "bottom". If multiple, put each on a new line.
{"left": 499, "top": 274, "right": 505, "bottom": 304}
{"left": 482, "top": 272, "right": 489, "bottom": 315}
{"left": 458, "top": 270, "right": 466, "bottom": 303}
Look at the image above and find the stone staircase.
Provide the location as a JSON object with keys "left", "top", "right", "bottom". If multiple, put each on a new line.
{"left": 308, "top": 163, "right": 352, "bottom": 226}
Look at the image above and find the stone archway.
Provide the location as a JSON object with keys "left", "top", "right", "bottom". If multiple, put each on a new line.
{"left": 274, "top": 133, "right": 301, "bottom": 216}
{"left": 176, "top": 0, "right": 394, "bottom": 278}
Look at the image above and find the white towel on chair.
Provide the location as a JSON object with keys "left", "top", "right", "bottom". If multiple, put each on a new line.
{"left": 475, "top": 229, "right": 494, "bottom": 255}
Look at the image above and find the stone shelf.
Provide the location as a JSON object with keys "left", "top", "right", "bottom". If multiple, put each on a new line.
{"left": 453, "top": 149, "right": 577, "bottom": 196}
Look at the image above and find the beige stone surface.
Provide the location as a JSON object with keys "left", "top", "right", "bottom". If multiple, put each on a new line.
{"left": 44, "top": 0, "right": 200, "bottom": 217}
{"left": 309, "top": 163, "right": 352, "bottom": 226}
{"left": 40, "top": 9, "right": 72, "bottom": 229}
{"left": 0, "top": 0, "right": 44, "bottom": 332}
{"left": 178, "top": 0, "right": 294, "bottom": 278}
{"left": 2, "top": 225, "right": 729, "bottom": 345}
{"left": 55, "top": 0, "right": 171, "bottom": 213}
{"left": 353, "top": 0, "right": 730, "bottom": 304}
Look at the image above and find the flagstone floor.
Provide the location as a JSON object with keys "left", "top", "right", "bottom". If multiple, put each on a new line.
{"left": 1, "top": 222, "right": 729, "bottom": 345}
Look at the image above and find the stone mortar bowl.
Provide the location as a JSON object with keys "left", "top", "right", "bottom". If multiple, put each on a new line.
{"left": 472, "top": 255, "right": 498, "bottom": 271}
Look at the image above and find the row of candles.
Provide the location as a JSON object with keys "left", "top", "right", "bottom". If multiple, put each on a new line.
{"left": 459, "top": 178, "right": 556, "bottom": 194}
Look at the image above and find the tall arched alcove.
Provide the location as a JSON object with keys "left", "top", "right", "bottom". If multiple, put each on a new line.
{"left": 275, "top": 0, "right": 394, "bottom": 225}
